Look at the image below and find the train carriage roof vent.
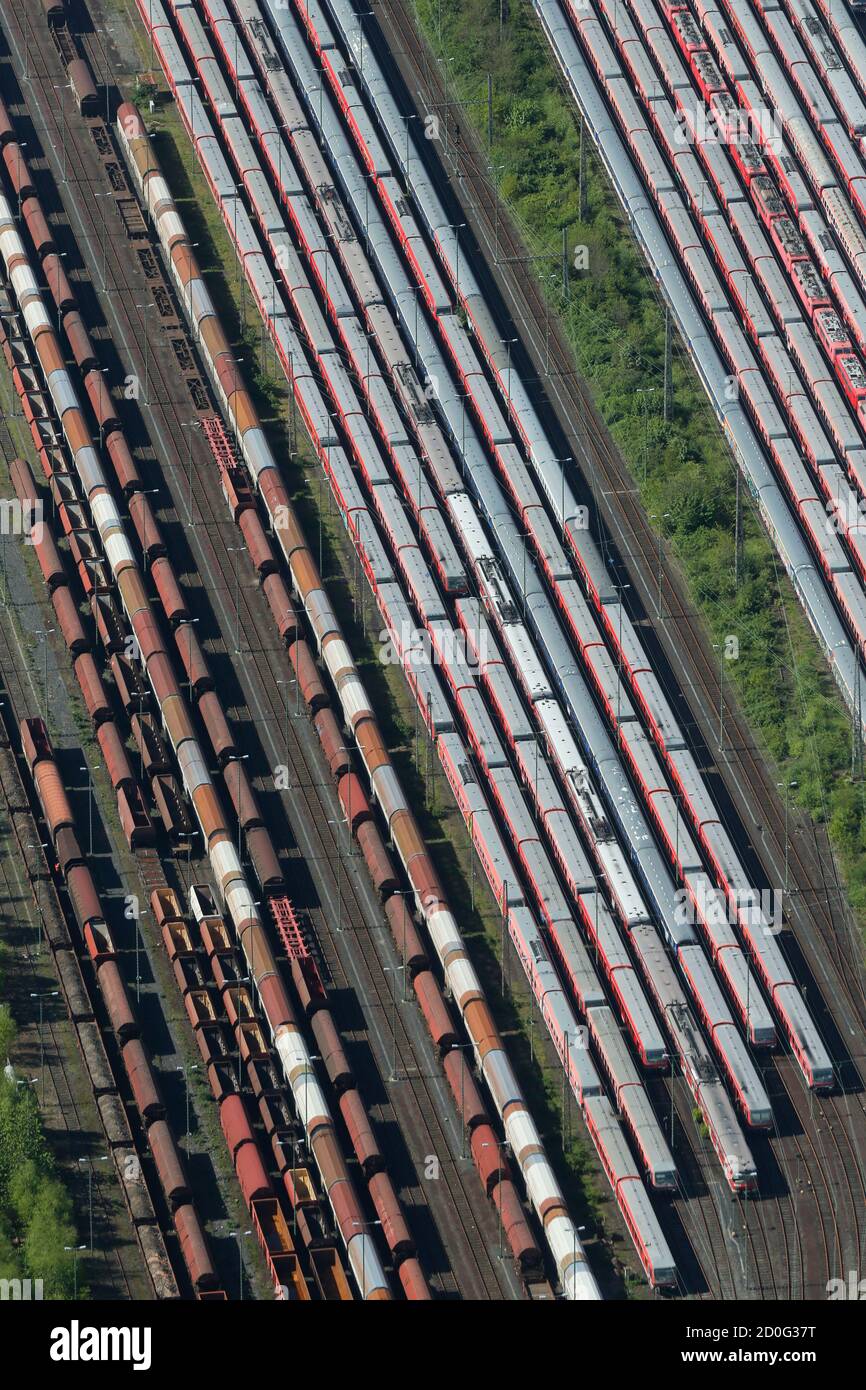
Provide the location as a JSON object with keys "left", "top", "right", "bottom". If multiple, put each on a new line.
{"left": 776, "top": 219, "right": 807, "bottom": 255}
{"left": 457, "top": 761, "right": 476, "bottom": 786}
{"left": 319, "top": 185, "right": 356, "bottom": 242}
{"left": 841, "top": 354, "right": 866, "bottom": 390}
{"left": 794, "top": 261, "right": 825, "bottom": 297}
{"left": 567, "top": 771, "right": 612, "bottom": 841}
{"left": 671, "top": 1004, "right": 716, "bottom": 1082}
{"left": 477, "top": 557, "right": 518, "bottom": 622}
{"left": 395, "top": 362, "right": 434, "bottom": 423}
{"left": 250, "top": 19, "right": 280, "bottom": 70}
{"left": 675, "top": 12, "right": 702, "bottom": 44}
{"left": 694, "top": 52, "right": 722, "bottom": 84}
{"left": 588, "top": 810, "right": 612, "bottom": 841}
{"left": 818, "top": 311, "right": 846, "bottom": 343}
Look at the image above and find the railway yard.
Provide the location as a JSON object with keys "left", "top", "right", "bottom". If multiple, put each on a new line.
{"left": 0, "top": 0, "right": 865, "bottom": 1327}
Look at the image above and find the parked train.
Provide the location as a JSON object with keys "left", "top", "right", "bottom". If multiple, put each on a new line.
{"left": 214, "top": 0, "right": 775, "bottom": 1150}
{"left": 0, "top": 176, "right": 395, "bottom": 1300}
{"left": 117, "top": 74, "right": 598, "bottom": 1297}
{"left": 294, "top": 0, "right": 834, "bottom": 1092}
{"left": 21, "top": 717, "right": 221, "bottom": 1297}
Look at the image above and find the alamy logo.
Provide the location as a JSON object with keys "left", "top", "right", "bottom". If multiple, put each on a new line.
{"left": 378, "top": 623, "right": 489, "bottom": 669}
{"left": 0, "top": 496, "right": 43, "bottom": 544}
{"left": 49, "top": 1321, "right": 152, "bottom": 1371}
{"left": 827, "top": 1272, "right": 866, "bottom": 1300}
{"left": 673, "top": 882, "right": 783, "bottom": 933}
{"left": 0, "top": 1277, "right": 43, "bottom": 1299}
{"left": 674, "top": 104, "right": 782, "bottom": 150}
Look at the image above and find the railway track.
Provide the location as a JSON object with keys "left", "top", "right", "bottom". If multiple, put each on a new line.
{"left": 666, "top": 1090, "right": 740, "bottom": 1299}
{"left": 0, "top": 4, "right": 526, "bottom": 1298}
{"left": 374, "top": 0, "right": 866, "bottom": 1030}
{"left": 774, "top": 1053, "right": 865, "bottom": 1295}
{"left": 161, "top": 494, "right": 520, "bottom": 1300}
{"left": 367, "top": 0, "right": 866, "bottom": 1297}
{"left": 219, "top": 0, "right": 783, "bottom": 1295}
{"left": 0, "top": 4, "right": 783, "bottom": 1306}
{"left": 0, "top": 223, "right": 277, "bottom": 1305}
{"left": 0, "top": 557, "right": 150, "bottom": 1299}
{"left": 135, "top": 0, "right": 717, "bottom": 1289}
{"left": 125, "top": 0, "right": 828, "bottom": 1289}
{"left": 5, "top": 0, "right": 865, "bottom": 1301}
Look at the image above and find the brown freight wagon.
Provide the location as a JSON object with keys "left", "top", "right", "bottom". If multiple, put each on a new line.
{"left": 148, "top": 1119, "right": 191, "bottom": 1208}
{"left": 68, "top": 59, "right": 99, "bottom": 116}
{"left": 492, "top": 1179, "right": 543, "bottom": 1272}
{"left": 117, "top": 1145, "right": 158, "bottom": 1226}
{"left": 259, "top": 1094, "right": 293, "bottom": 1139}
{"left": 66, "top": 864, "right": 102, "bottom": 931}
{"left": 174, "top": 1203, "right": 219, "bottom": 1291}
{"left": 206, "top": 1059, "right": 239, "bottom": 1103}
{"left": 219, "top": 1094, "right": 254, "bottom": 1160}
{"left": 53, "top": 587, "right": 88, "bottom": 655}
{"left": 97, "top": 958, "right": 139, "bottom": 1044}
{"left": 413, "top": 970, "right": 458, "bottom": 1050}
{"left": 97, "top": 720, "right": 135, "bottom": 790}
{"left": 55, "top": 946, "right": 93, "bottom": 1022}
{"left": 41, "top": 0, "right": 65, "bottom": 26}
{"left": 368, "top": 1170, "right": 414, "bottom": 1259}
{"left": 339, "top": 1088, "right": 381, "bottom": 1175}
{"left": 235, "top": 1139, "right": 272, "bottom": 1205}
{"left": 310, "top": 1010, "right": 352, "bottom": 1091}
{"left": 122, "top": 1037, "right": 165, "bottom": 1122}
{"left": 150, "top": 885, "right": 183, "bottom": 928}
{"left": 197, "top": 1024, "right": 232, "bottom": 1070}
{"left": 162, "top": 919, "right": 195, "bottom": 960}
{"left": 309, "top": 1245, "right": 353, "bottom": 1301}
{"left": 118, "top": 784, "right": 155, "bottom": 848}
{"left": 198, "top": 915, "right": 231, "bottom": 956}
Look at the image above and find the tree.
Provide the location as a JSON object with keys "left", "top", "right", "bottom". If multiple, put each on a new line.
{"left": 22, "top": 1177, "right": 76, "bottom": 1299}
{"left": 0, "top": 1080, "right": 50, "bottom": 1209}
{"left": 0, "top": 1005, "right": 16, "bottom": 1066}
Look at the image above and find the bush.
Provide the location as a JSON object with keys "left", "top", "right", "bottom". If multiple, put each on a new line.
{"left": 0, "top": 1004, "right": 16, "bottom": 1065}
{"left": 0, "top": 1075, "right": 81, "bottom": 1297}
{"left": 0, "top": 1079, "right": 49, "bottom": 1209}
{"left": 20, "top": 1176, "right": 76, "bottom": 1298}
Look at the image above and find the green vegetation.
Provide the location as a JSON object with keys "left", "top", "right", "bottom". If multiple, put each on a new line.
{"left": 132, "top": 76, "right": 159, "bottom": 107}
{"left": 0, "top": 1069, "right": 80, "bottom": 1298}
{"left": 413, "top": 0, "right": 866, "bottom": 922}
{"left": 0, "top": 1005, "right": 15, "bottom": 1063}
{"left": 692, "top": 1106, "right": 710, "bottom": 1142}
{"left": 0, "top": 952, "right": 80, "bottom": 1297}
{"left": 0, "top": 941, "right": 14, "bottom": 1063}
